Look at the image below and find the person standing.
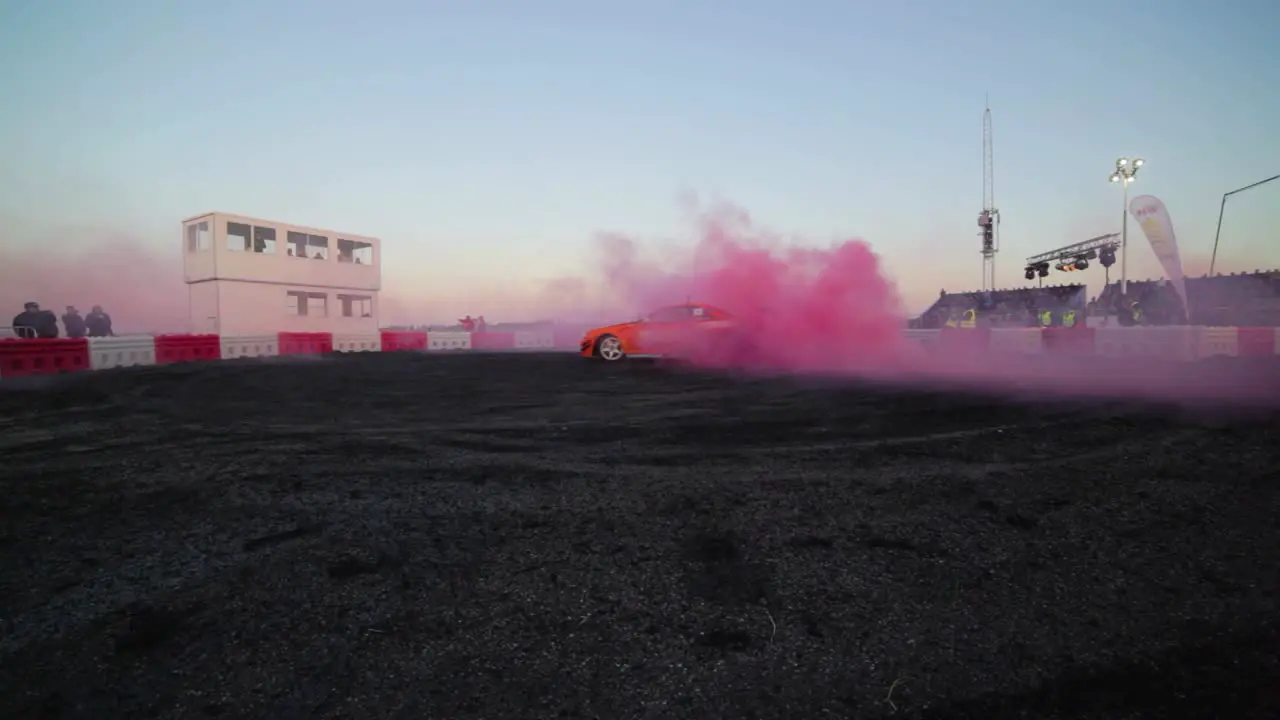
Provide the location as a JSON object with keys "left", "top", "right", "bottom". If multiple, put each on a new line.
{"left": 62, "top": 306, "right": 87, "bottom": 338}
{"left": 11, "top": 301, "right": 42, "bottom": 338}
{"left": 86, "top": 305, "right": 114, "bottom": 337}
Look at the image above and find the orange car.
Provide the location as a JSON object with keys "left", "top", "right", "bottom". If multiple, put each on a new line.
{"left": 579, "top": 303, "right": 739, "bottom": 361}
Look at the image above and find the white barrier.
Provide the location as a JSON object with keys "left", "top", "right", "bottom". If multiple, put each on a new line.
{"left": 514, "top": 330, "right": 556, "bottom": 350}
{"left": 901, "top": 329, "right": 940, "bottom": 349}
{"left": 1195, "top": 326, "right": 1239, "bottom": 359}
{"left": 1094, "top": 326, "right": 1197, "bottom": 361}
{"left": 990, "top": 328, "right": 1044, "bottom": 355}
{"left": 428, "top": 332, "right": 472, "bottom": 351}
{"left": 88, "top": 335, "right": 157, "bottom": 369}
{"left": 221, "top": 335, "right": 279, "bottom": 359}
{"left": 333, "top": 333, "right": 381, "bottom": 353}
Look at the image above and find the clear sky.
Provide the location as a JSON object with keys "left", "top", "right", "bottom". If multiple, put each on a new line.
{"left": 1, "top": 0, "right": 1277, "bottom": 319}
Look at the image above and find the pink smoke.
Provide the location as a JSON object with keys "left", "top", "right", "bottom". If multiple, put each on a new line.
{"left": 592, "top": 203, "right": 1280, "bottom": 407}
{"left": 595, "top": 204, "right": 908, "bottom": 372}
{"left": 0, "top": 237, "right": 189, "bottom": 334}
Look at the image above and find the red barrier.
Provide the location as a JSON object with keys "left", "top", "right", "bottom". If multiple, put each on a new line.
{"left": 278, "top": 332, "right": 333, "bottom": 355}
{"left": 1236, "top": 327, "right": 1278, "bottom": 356}
{"left": 1041, "top": 326, "right": 1096, "bottom": 355}
{"left": 380, "top": 330, "right": 427, "bottom": 352}
{"left": 0, "top": 338, "right": 90, "bottom": 377}
{"left": 155, "top": 334, "right": 222, "bottom": 364}
{"left": 938, "top": 326, "right": 990, "bottom": 353}
{"left": 471, "top": 331, "right": 516, "bottom": 350}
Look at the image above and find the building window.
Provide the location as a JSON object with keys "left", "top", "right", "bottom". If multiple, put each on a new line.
{"left": 337, "top": 239, "right": 374, "bottom": 265}
{"left": 253, "top": 226, "right": 277, "bottom": 254}
{"left": 285, "top": 290, "right": 328, "bottom": 316}
{"left": 286, "top": 291, "right": 306, "bottom": 315}
{"left": 339, "top": 294, "right": 373, "bottom": 318}
{"left": 227, "top": 222, "right": 250, "bottom": 251}
{"left": 287, "top": 231, "right": 329, "bottom": 260}
{"left": 186, "top": 221, "right": 211, "bottom": 252}
{"left": 230, "top": 222, "right": 277, "bottom": 253}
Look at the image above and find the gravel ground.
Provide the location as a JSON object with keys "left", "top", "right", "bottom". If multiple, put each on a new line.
{"left": 1, "top": 352, "right": 1278, "bottom": 719}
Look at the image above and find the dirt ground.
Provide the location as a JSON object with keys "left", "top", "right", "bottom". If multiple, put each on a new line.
{"left": 1, "top": 352, "right": 1278, "bottom": 719}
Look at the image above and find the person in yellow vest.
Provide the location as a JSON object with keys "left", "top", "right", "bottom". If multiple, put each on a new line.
{"left": 1061, "top": 309, "right": 1076, "bottom": 328}
{"left": 960, "top": 308, "right": 977, "bottom": 328}
{"left": 1039, "top": 309, "right": 1053, "bottom": 327}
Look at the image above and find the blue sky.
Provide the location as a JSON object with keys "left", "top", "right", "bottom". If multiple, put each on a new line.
{"left": 1, "top": 0, "right": 1277, "bottom": 315}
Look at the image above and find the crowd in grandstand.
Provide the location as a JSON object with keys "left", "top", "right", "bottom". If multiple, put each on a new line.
{"left": 917, "top": 269, "right": 1280, "bottom": 329}
{"left": 1097, "top": 270, "right": 1280, "bottom": 327}
{"left": 918, "top": 284, "right": 1088, "bottom": 329}
{"left": 9, "top": 302, "right": 115, "bottom": 339}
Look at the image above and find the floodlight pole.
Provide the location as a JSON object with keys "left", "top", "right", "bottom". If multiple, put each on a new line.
{"left": 1109, "top": 157, "right": 1143, "bottom": 298}
{"left": 1121, "top": 177, "right": 1129, "bottom": 296}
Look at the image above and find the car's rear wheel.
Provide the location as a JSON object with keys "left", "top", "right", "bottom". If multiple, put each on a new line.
{"left": 595, "top": 334, "right": 625, "bottom": 361}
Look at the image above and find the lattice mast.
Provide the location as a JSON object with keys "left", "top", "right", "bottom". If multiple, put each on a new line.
{"left": 978, "top": 98, "right": 999, "bottom": 291}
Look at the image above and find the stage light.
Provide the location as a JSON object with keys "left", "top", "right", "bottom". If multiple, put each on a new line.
{"left": 1099, "top": 246, "right": 1117, "bottom": 268}
{"left": 1025, "top": 267, "right": 1035, "bottom": 280}
{"left": 1076, "top": 257, "right": 1090, "bottom": 270}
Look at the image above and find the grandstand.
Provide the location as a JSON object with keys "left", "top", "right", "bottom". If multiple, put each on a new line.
{"left": 1095, "top": 270, "right": 1280, "bottom": 327}
{"left": 918, "top": 270, "right": 1280, "bottom": 329}
{"left": 916, "top": 284, "right": 1087, "bottom": 329}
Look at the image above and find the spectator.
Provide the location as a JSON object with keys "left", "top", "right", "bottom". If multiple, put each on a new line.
{"left": 459, "top": 315, "right": 477, "bottom": 332}
{"left": 12, "top": 301, "right": 43, "bottom": 339}
{"left": 476, "top": 315, "right": 488, "bottom": 332}
{"left": 63, "top": 306, "right": 87, "bottom": 338}
{"left": 34, "top": 307, "right": 58, "bottom": 337}
{"left": 12, "top": 302, "right": 60, "bottom": 338}
{"left": 86, "top": 305, "right": 114, "bottom": 337}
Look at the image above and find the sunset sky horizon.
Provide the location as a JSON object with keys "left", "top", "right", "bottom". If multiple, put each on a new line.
{"left": 1, "top": 0, "right": 1276, "bottom": 327}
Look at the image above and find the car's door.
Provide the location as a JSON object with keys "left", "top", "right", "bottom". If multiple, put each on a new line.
{"left": 635, "top": 306, "right": 694, "bottom": 354}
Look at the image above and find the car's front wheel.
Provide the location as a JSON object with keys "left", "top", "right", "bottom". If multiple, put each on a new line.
{"left": 595, "top": 334, "right": 626, "bottom": 361}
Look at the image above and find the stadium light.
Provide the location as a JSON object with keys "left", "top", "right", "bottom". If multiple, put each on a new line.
{"left": 1109, "top": 157, "right": 1144, "bottom": 296}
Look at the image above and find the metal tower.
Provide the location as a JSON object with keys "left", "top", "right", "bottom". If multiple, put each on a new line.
{"left": 978, "top": 99, "right": 999, "bottom": 291}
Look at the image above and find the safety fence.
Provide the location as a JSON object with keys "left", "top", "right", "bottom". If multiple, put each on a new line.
{"left": 0, "top": 326, "right": 1277, "bottom": 379}
{"left": 900, "top": 326, "right": 1279, "bottom": 362}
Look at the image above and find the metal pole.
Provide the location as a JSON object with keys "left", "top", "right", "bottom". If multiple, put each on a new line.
{"left": 1209, "top": 193, "right": 1228, "bottom": 278}
{"left": 1120, "top": 179, "right": 1129, "bottom": 297}
{"left": 1209, "top": 174, "right": 1279, "bottom": 277}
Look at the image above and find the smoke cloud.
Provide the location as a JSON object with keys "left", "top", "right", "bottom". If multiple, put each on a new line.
{"left": 0, "top": 236, "right": 188, "bottom": 334}
{"left": 588, "top": 202, "right": 1280, "bottom": 408}
{"left": 594, "top": 203, "right": 907, "bottom": 371}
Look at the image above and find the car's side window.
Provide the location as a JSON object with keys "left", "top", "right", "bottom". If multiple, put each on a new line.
{"left": 649, "top": 306, "right": 691, "bottom": 322}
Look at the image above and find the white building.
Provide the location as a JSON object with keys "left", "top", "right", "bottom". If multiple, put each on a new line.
{"left": 182, "top": 212, "right": 381, "bottom": 336}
